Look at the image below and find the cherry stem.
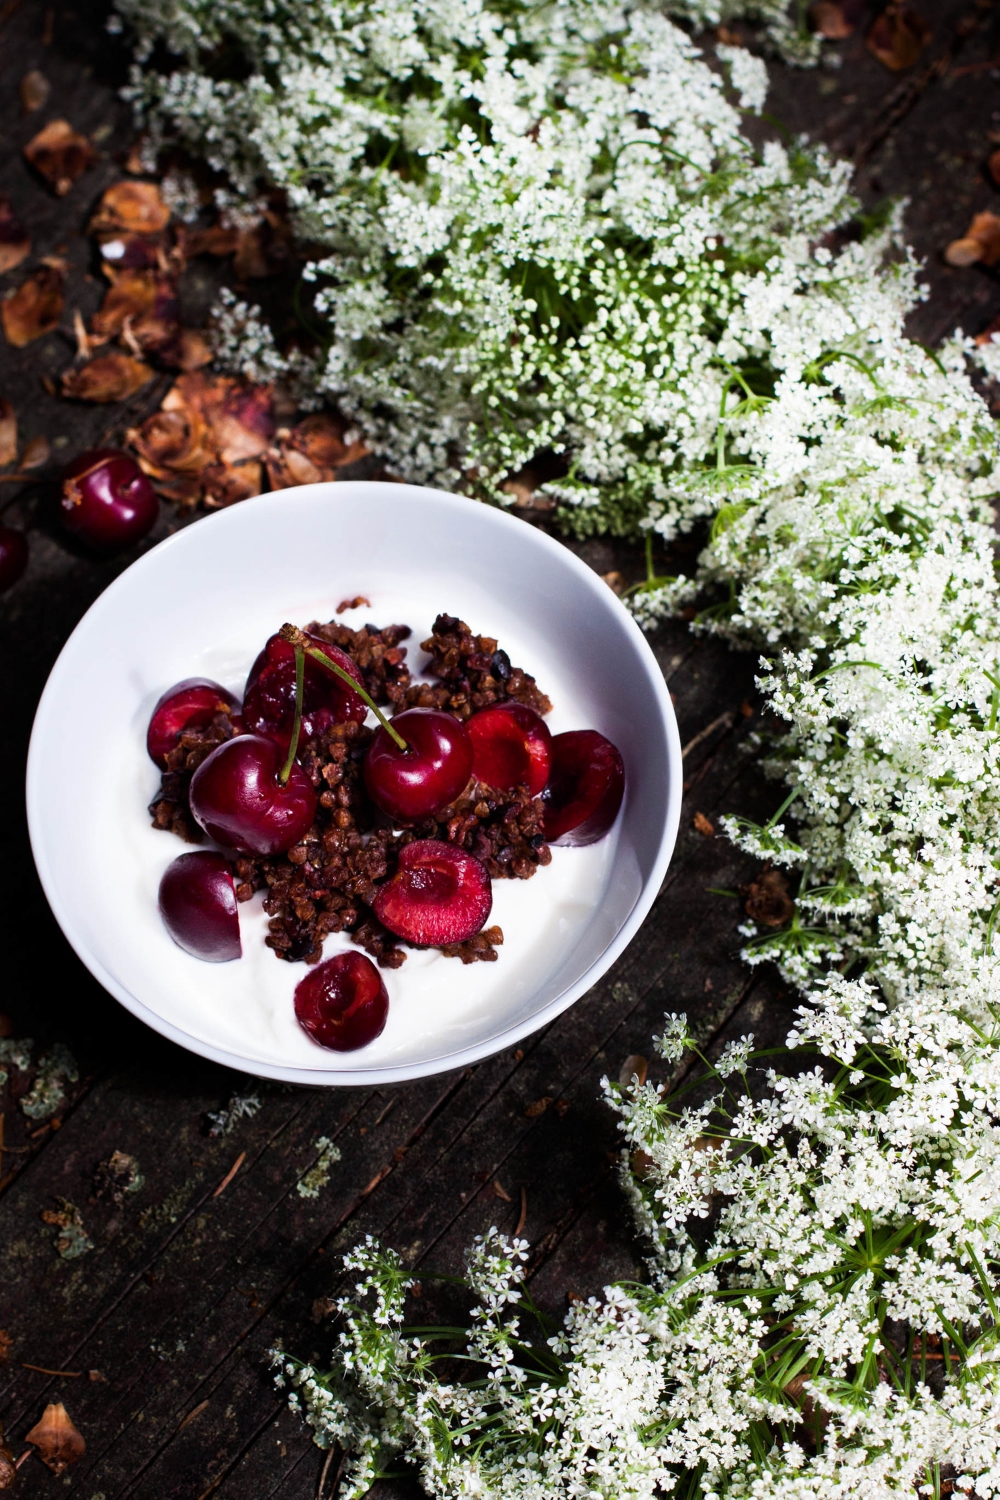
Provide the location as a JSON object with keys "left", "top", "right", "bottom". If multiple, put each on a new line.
{"left": 304, "top": 645, "right": 408, "bottom": 751}
{"left": 280, "top": 644, "right": 306, "bottom": 784}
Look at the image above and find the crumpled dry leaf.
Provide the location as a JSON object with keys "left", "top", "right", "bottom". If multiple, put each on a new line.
{"left": 61, "top": 351, "right": 154, "bottom": 403}
{"left": 129, "top": 373, "right": 274, "bottom": 506}
{"left": 945, "top": 211, "right": 1000, "bottom": 268}
{"left": 89, "top": 181, "right": 170, "bottom": 237}
{"left": 0, "top": 1424, "right": 14, "bottom": 1491}
{"left": 742, "top": 867, "right": 795, "bottom": 928}
{"left": 165, "top": 328, "right": 213, "bottom": 371}
{"left": 129, "top": 404, "right": 211, "bottom": 478}
{"left": 24, "top": 1403, "right": 86, "bottom": 1475}
{"left": 0, "top": 401, "right": 16, "bottom": 468}
{"left": 89, "top": 269, "right": 162, "bottom": 340}
{"left": 811, "top": 1, "right": 852, "bottom": 38}
{"left": 0, "top": 197, "right": 31, "bottom": 276}
{"left": 203, "top": 458, "right": 263, "bottom": 507}
{"left": 24, "top": 119, "right": 98, "bottom": 196}
{"left": 21, "top": 434, "right": 50, "bottom": 470}
{"left": 20, "top": 68, "right": 50, "bottom": 112}
{"left": 1, "top": 265, "right": 64, "bottom": 347}
{"left": 866, "top": 3, "right": 930, "bottom": 71}
{"left": 266, "top": 412, "right": 368, "bottom": 488}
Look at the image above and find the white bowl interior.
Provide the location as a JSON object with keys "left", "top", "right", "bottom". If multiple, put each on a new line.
{"left": 27, "top": 483, "right": 680, "bottom": 1084}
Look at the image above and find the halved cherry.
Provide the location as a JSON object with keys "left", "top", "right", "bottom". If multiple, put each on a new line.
{"left": 364, "top": 708, "right": 473, "bottom": 823}
{"left": 243, "top": 630, "right": 366, "bottom": 747}
{"left": 147, "top": 678, "right": 241, "bottom": 767}
{"left": 158, "top": 851, "right": 241, "bottom": 962}
{"left": 373, "top": 839, "right": 491, "bottom": 946}
{"left": 467, "top": 701, "right": 551, "bottom": 795}
{"left": 189, "top": 733, "right": 317, "bottom": 855}
{"left": 541, "top": 730, "right": 624, "bottom": 845}
{"left": 294, "top": 951, "right": 389, "bottom": 1051}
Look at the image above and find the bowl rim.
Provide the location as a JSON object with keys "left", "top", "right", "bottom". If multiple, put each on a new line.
{"left": 26, "top": 480, "right": 682, "bottom": 1085}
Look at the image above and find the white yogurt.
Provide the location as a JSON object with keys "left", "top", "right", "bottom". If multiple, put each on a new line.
{"left": 109, "top": 588, "right": 626, "bottom": 1075}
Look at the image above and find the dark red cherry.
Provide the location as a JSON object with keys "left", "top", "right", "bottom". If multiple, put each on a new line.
{"left": 0, "top": 525, "right": 28, "bottom": 592}
{"left": 541, "top": 730, "right": 625, "bottom": 846}
{"left": 294, "top": 951, "right": 389, "bottom": 1051}
{"left": 60, "top": 448, "right": 158, "bottom": 551}
{"left": 373, "top": 839, "right": 491, "bottom": 945}
{"left": 158, "top": 851, "right": 242, "bottom": 962}
{"left": 467, "top": 701, "right": 551, "bottom": 795}
{"left": 364, "top": 709, "right": 473, "bottom": 823}
{"left": 147, "top": 678, "right": 242, "bottom": 767}
{"left": 189, "top": 734, "right": 317, "bottom": 855}
{"left": 243, "top": 631, "right": 366, "bottom": 746}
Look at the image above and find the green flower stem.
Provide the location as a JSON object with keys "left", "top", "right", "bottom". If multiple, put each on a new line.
{"left": 279, "top": 644, "right": 306, "bottom": 785}
{"left": 304, "top": 645, "right": 408, "bottom": 751}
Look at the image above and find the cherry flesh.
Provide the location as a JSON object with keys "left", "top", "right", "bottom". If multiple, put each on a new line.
{"left": 158, "top": 851, "right": 242, "bottom": 962}
{"left": 364, "top": 709, "right": 473, "bottom": 823}
{"left": 189, "top": 734, "right": 317, "bottom": 855}
{"left": 147, "top": 678, "right": 242, "bottom": 767}
{"left": 294, "top": 950, "right": 389, "bottom": 1051}
{"left": 373, "top": 839, "right": 491, "bottom": 945}
{"left": 0, "top": 526, "right": 27, "bottom": 592}
{"left": 60, "top": 448, "right": 158, "bottom": 551}
{"left": 244, "top": 631, "right": 366, "bottom": 747}
{"left": 467, "top": 701, "right": 551, "bottom": 795}
{"left": 541, "top": 730, "right": 624, "bottom": 845}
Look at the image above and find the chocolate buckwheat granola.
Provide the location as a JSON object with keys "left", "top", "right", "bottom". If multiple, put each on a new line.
{"left": 149, "top": 614, "right": 552, "bottom": 967}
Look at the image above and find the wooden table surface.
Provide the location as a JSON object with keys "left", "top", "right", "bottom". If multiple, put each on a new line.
{"left": 1, "top": 2, "right": 999, "bottom": 1495}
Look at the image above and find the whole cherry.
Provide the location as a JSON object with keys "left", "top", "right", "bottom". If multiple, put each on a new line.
{"left": 294, "top": 950, "right": 389, "bottom": 1051}
{"left": 467, "top": 700, "right": 551, "bottom": 795}
{"left": 373, "top": 839, "right": 492, "bottom": 946}
{"left": 189, "top": 733, "right": 316, "bottom": 855}
{"left": 60, "top": 448, "right": 158, "bottom": 551}
{"left": 158, "top": 851, "right": 242, "bottom": 961}
{"left": 0, "top": 525, "right": 28, "bottom": 592}
{"left": 364, "top": 708, "right": 473, "bottom": 823}
{"left": 147, "top": 678, "right": 242, "bottom": 768}
{"left": 541, "top": 730, "right": 624, "bottom": 845}
{"left": 244, "top": 629, "right": 365, "bottom": 746}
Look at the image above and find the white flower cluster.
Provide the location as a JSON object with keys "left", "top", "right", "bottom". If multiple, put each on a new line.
{"left": 115, "top": 0, "right": 1000, "bottom": 1493}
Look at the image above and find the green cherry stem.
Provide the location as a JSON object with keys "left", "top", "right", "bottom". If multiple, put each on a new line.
{"left": 277, "top": 622, "right": 409, "bottom": 751}
{"left": 279, "top": 644, "right": 306, "bottom": 785}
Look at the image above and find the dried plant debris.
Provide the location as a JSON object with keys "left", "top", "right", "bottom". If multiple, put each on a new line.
{"left": 1, "top": 265, "right": 64, "bottom": 347}
{"left": 61, "top": 351, "right": 154, "bottom": 403}
{"left": 0, "top": 401, "right": 15, "bottom": 469}
{"left": 21, "top": 1043, "right": 79, "bottom": 1121}
{"left": 945, "top": 211, "right": 1000, "bottom": 268}
{"left": 206, "top": 1090, "right": 262, "bottom": 1136}
{"left": 41, "top": 1199, "right": 93, "bottom": 1260}
{"left": 93, "top": 1150, "right": 144, "bottom": 1205}
{"left": 810, "top": 0, "right": 853, "bottom": 37}
{"left": 0, "top": 198, "right": 30, "bottom": 276}
{"left": 24, "top": 119, "right": 98, "bottom": 196}
{"left": 20, "top": 434, "right": 49, "bottom": 470}
{"left": 20, "top": 69, "right": 50, "bottom": 113}
{"left": 0, "top": 1331, "right": 11, "bottom": 1365}
{"left": 24, "top": 1403, "right": 86, "bottom": 1474}
{"left": 0, "top": 1425, "right": 14, "bottom": 1491}
{"left": 89, "top": 180, "right": 171, "bottom": 237}
{"left": 297, "top": 1136, "right": 341, "bottom": 1199}
{"left": 129, "top": 371, "right": 273, "bottom": 507}
{"left": 866, "top": 2, "right": 930, "bottom": 70}
{"left": 742, "top": 866, "right": 795, "bottom": 928}
{"left": 0, "top": 1037, "right": 33, "bottom": 1073}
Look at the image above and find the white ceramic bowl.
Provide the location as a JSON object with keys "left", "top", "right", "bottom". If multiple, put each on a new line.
{"left": 27, "top": 482, "right": 681, "bottom": 1085}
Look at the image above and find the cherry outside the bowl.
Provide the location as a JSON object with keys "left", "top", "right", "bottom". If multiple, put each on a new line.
{"left": 60, "top": 449, "right": 159, "bottom": 552}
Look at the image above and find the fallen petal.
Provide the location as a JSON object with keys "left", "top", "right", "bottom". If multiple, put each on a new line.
{"left": 24, "top": 119, "right": 98, "bottom": 196}
{"left": 24, "top": 1403, "right": 85, "bottom": 1475}
{"left": 89, "top": 180, "right": 170, "bottom": 237}
{"left": 61, "top": 352, "right": 154, "bottom": 403}
{"left": 20, "top": 434, "right": 50, "bottom": 469}
{"left": 1, "top": 265, "right": 64, "bottom": 347}
{"left": 0, "top": 401, "right": 16, "bottom": 468}
{"left": 0, "top": 198, "right": 30, "bottom": 276}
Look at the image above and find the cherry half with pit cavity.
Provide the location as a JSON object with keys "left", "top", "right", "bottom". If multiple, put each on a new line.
{"left": 60, "top": 448, "right": 158, "bottom": 551}
{"left": 541, "top": 730, "right": 624, "bottom": 845}
{"left": 189, "top": 733, "right": 316, "bottom": 855}
{"left": 373, "top": 839, "right": 492, "bottom": 946}
{"left": 364, "top": 708, "right": 473, "bottom": 823}
{"left": 294, "top": 950, "right": 389, "bottom": 1051}
{"left": 467, "top": 700, "right": 551, "bottom": 795}
{"left": 158, "top": 851, "right": 242, "bottom": 961}
{"left": 147, "top": 678, "right": 241, "bottom": 768}
{"left": 243, "top": 630, "right": 365, "bottom": 747}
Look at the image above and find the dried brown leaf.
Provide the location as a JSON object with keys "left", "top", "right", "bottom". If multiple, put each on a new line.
{"left": 693, "top": 811, "right": 715, "bottom": 837}
{"left": 89, "top": 269, "right": 159, "bottom": 339}
{"left": 20, "top": 69, "right": 50, "bottom": 112}
{"left": 491, "top": 1179, "right": 512, "bottom": 1202}
{"left": 164, "top": 328, "right": 213, "bottom": 371}
{"left": 866, "top": 3, "right": 930, "bottom": 71}
{"left": 945, "top": 211, "right": 1000, "bottom": 268}
{"left": 208, "top": 381, "right": 275, "bottom": 465}
{"left": 1, "top": 265, "right": 64, "bottom": 347}
{"left": 24, "top": 1403, "right": 85, "bottom": 1475}
{"left": 0, "top": 197, "right": 30, "bottom": 276}
{"left": 811, "top": 1, "right": 852, "bottom": 38}
{"left": 20, "top": 434, "right": 50, "bottom": 470}
{"left": 619, "top": 1053, "right": 648, "bottom": 1090}
{"left": 202, "top": 458, "right": 263, "bottom": 508}
{"left": 523, "top": 1095, "right": 552, "bottom": 1119}
{"left": 743, "top": 867, "right": 795, "bottom": 928}
{"left": 24, "top": 119, "right": 98, "bottom": 196}
{"left": 89, "top": 181, "right": 170, "bottom": 237}
{"left": 0, "top": 401, "right": 16, "bottom": 468}
{"left": 129, "top": 403, "right": 211, "bottom": 480}
{"left": 61, "top": 352, "right": 154, "bottom": 403}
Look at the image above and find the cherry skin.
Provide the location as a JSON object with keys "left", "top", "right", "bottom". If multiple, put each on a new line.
{"left": 364, "top": 709, "right": 473, "bottom": 823}
{"left": 147, "top": 678, "right": 242, "bottom": 768}
{"left": 467, "top": 701, "right": 551, "bottom": 795}
{"left": 541, "top": 730, "right": 625, "bottom": 846}
{"left": 0, "top": 525, "right": 28, "bottom": 592}
{"left": 189, "top": 734, "right": 317, "bottom": 855}
{"left": 158, "top": 851, "right": 242, "bottom": 962}
{"left": 294, "top": 951, "right": 389, "bottom": 1051}
{"left": 60, "top": 448, "right": 158, "bottom": 551}
{"left": 373, "top": 839, "right": 492, "bottom": 946}
{"left": 243, "top": 631, "right": 365, "bottom": 747}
